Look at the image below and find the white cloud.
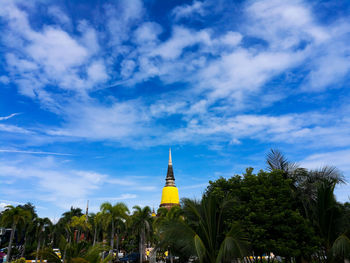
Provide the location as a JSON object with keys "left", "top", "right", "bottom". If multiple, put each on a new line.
{"left": 0, "top": 202, "right": 10, "bottom": 211}
{"left": 152, "top": 26, "right": 211, "bottom": 59}
{"left": 0, "top": 123, "right": 33, "bottom": 134}
{"left": 133, "top": 22, "right": 162, "bottom": 44}
{"left": 95, "top": 194, "right": 137, "bottom": 201}
{"left": 0, "top": 75, "right": 10, "bottom": 84}
{"left": 301, "top": 149, "right": 350, "bottom": 172}
{"left": 87, "top": 60, "right": 109, "bottom": 83}
{"left": 0, "top": 149, "right": 72, "bottom": 156}
{"left": 0, "top": 113, "right": 20, "bottom": 121}
{"left": 105, "top": 0, "right": 144, "bottom": 47}
{"left": 47, "top": 6, "right": 71, "bottom": 26}
{"left": 0, "top": 0, "right": 350, "bottom": 154}
{"left": 172, "top": 0, "right": 205, "bottom": 20}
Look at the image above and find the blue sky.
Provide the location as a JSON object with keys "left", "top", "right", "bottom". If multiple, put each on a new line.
{"left": 0, "top": 0, "right": 350, "bottom": 219}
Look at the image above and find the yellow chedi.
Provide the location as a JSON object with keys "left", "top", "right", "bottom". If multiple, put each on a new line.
{"left": 160, "top": 149, "right": 180, "bottom": 209}
{"left": 161, "top": 186, "right": 179, "bottom": 204}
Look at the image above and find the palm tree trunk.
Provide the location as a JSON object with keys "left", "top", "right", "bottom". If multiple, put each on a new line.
{"left": 139, "top": 232, "right": 143, "bottom": 263}
{"left": 7, "top": 222, "right": 16, "bottom": 262}
{"left": 109, "top": 220, "right": 115, "bottom": 262}
{"left": 35, "top": 235, "right": 41, "bottom": 263}
{"left": 170, "top": 250, "right": 173, "bottom": 263}
{"left": 116, "top": 233, "right": 119, "bottom": 261}
{"left": 93, "top": 227, "right": 97, "bottom": 246}
{"left": 21, "top": 232, "right": 27, "bottom": 258}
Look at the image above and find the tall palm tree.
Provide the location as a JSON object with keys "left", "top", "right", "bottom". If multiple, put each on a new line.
{"left": 35, "top": 217, "right": 52, "bottom": 263}
{"left": 131, "top": 206, "right": 153, "bottom": 263}
{"left": 100, "top": 202, "right": 129, "bottom": 261}
{"left": 89, "top": 212, "right": 103, "bottom": 246}
{"left": 158, "top": 197, "right": 248, "bottom": 263}
{"left": 0, "top": 205, "right": 31, "bottom": 262}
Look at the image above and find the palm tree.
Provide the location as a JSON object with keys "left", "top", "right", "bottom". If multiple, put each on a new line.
{"left": 35, "top": 217, "right": 52, "bottom": 263}
{"left": 158, "top": 196, "right": 248, "bottom": 263}
{"left": 18, "top": 203, "right": 37, "bottom": 258}
{"left": 100, "top": 202, "right": 129, "bottom": 261}
{"left": 0, "top": 205, "right": 31, "bottom": 262}
{"left": 131, "top": 206, "right": 153, "bottom": 263}
{"left": 89, "top": 212, "right": 103, "bottom": 246}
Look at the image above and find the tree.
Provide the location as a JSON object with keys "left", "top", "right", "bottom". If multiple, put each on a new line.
{"left": 157, "top": 196, "right": 248, "bottom": 263}
{"left": 100, "top": 202, "right": 129, "bottom": 261}
{"left": 70, "top": 215, "right": 91, "bottom": 242}
{"left": 206, "top": 168, "right": 319, "bottom": 262}
{"left": 35, "top": 217, "right": 52, "bottom": 263}
{"left": 131, "top": 206, "right": 153, "bottom": 263}
{"left": 0, "top": 205, "right": 31, "bottom": 262}
{"left": 89, "top": 212, "right": 103, "bottom": 246}
{"left": 17, "top": 203, "right": 37, "bottom": 258}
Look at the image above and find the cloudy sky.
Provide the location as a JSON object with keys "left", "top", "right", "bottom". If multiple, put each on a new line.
{"left": 0, "top": 0, "right": 350, "bottom": 219}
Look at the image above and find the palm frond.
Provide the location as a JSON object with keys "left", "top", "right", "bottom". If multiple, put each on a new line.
{"left": 332, "top": 234, "right": 350, "bottom": 259}
{"left": 266, "top": 149, "right": 298, "bottom": 173}
{"left": 194, "top": 234, "right": 207, "bottom": 263}
{"left": 216, "top": 223, "right": 248, "bottom": 263}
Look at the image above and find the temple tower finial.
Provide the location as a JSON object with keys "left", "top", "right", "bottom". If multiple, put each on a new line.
{"left": 169, "top": 148, "right": 172, "bottom": 165}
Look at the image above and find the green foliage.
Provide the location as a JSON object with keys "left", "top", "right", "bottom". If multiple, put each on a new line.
{"left": 157, "top": 196, "right": 248, "bottom": 263}
{"left": 11, "top": 258, "right": 26, "bottom": 263}
{"left": 206, "top": 168, "right": 319, "bottom": 261}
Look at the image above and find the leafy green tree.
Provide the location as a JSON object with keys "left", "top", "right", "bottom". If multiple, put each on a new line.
{"left": 17, "top": 203, "right": 37, "bottom": 258}
{"left": 0, "top": 205, "right": 31, "bottom": 262}
{"left": 206, "top": 168, "right": 319, "bottom": 262}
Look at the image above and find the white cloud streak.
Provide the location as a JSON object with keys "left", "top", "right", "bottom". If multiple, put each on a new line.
{"left": 0, "top": 149, "right": 72, "bottom": 156}
{"left": 0, "top": 113, "right": 20, "bottom": 121}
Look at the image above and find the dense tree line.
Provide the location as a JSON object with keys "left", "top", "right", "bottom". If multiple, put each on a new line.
{"left": 1, "top": 150, "right": 350, "bottom": 262}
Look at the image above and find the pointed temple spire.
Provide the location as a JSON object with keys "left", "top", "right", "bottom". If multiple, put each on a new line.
{"left": 165, "top": 148, "right": 175, "bottom": 186}
{"left": 168, "top": 148, "right": 172, "bottom": 165}
{"left": 160, "top": 148, "right": 180, "bottom": 209}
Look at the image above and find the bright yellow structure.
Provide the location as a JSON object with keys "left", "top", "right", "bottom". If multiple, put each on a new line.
{"left": 161, "top": 186, "right": 179, "bottom": 205}
{"left": 160, "top": 149, "right": 180, "bottom": 209}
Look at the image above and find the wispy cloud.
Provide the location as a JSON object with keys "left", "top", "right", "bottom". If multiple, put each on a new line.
{"left": 0, "top": 149, "right": 72, "bottom": 156}
{"left": 1, "top": 0, "right": 349, "bottom": 150}
{"left": 0, "top": 0, "right": 350, "bottom": 214}
{"left": 95, "top": 194, "right": 137, "bottom": 201}
{"left": 0, "top": 113, "right": 20, "bottom": 121}
{"left": 172, "top": 0, "right": 206, "bottom": 20}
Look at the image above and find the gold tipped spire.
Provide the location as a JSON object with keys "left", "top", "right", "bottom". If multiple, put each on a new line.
{"left": 169, "top": 148, "right": 172, "bottom": 165}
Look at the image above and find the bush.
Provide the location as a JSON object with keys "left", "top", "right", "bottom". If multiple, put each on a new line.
{"left": 12, "top": 258, "right": 26, "bottom": 263}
